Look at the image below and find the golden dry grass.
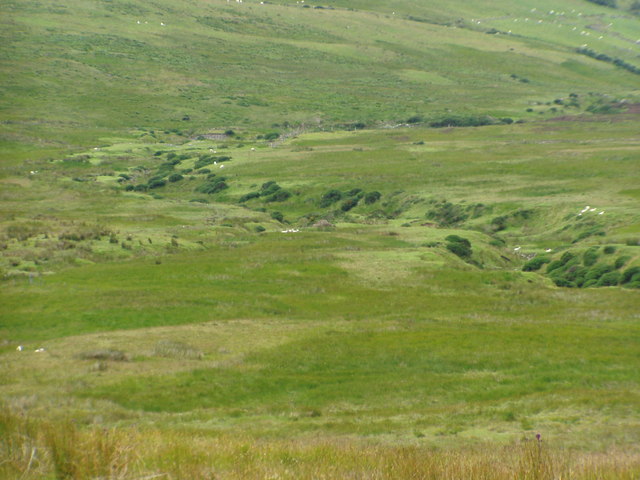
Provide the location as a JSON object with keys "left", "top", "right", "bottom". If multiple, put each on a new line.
{"left": 2, "top": 406, "right": 640, "bottom": 480}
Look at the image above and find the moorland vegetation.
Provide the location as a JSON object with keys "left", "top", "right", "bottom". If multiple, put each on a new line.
{"left": 1, "top": 0, "right": 640, "bottom": 477}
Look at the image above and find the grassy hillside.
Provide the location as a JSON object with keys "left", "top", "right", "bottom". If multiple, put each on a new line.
{"left": 1, "top": 0, "right": 639, "bottom": 159}
{"left": 1, "top": 0, "right": 640, "bottom": 478}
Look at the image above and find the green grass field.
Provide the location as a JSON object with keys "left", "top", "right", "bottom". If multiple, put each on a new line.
{"left": 1, "top": 0, "right": 640, "bottom": 477}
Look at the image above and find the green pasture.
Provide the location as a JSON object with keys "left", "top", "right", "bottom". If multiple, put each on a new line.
{"left": 1, "top": 0, "right": 640, "bottom": 474}
{"left": 1, "top": 0, "right": 639, "bottom": 156}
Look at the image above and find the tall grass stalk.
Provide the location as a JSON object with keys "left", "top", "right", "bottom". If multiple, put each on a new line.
{"left": 2, "top": 407, "right": 639, "bottom": 479}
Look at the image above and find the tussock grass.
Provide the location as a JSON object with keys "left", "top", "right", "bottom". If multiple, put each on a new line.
{"left": 78, "top": 349, "right": 129, "bottom": 362}
{"left": 2, "top": 406, "right": 639, "bottom": 479}
{"left": 153, "top": 340, "right": 203, "bottom": 360}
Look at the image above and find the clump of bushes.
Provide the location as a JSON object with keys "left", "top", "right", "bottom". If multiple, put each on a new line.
{"left": 147, "top": 177, "right": 166, "bottom": 189}
{"left": 195, "top": 176, "right": 228, "bottom": 194}
{"left": 320, "top": 189, "right": 342, "bottom": 208}
{"left": 265, "top": 190, "right": 291, "bottom": 203}
{"left": 445, "top": 235, "right": 472, "bottom": 259}
{"left": 429, "top": 115, "right": 511, "bottom": 128}
{"left": 426, "top": 200, "right": 480, "bottom": 227}
{"left": 583, "top": 247, "right": 599, "bottom": 267}
{"left": 341, "top": 198, "right": 359, "bottom": 212}
{"left": 194, "top": 155, "right": 232, "bottom": 170}
{"left": 238, "top": 181, "right": 291, "bottom": 203}
{"left": 364, "top": 191, "right": 381, "bottom": 205}
{"left": 539, "top": 245, "right": 639, "bottom": 288}
{"left": 614, "top": 256, "right": 631, "bottom": 269}
{"left": 522, "top": 256, "right": 550, "bottom": 272}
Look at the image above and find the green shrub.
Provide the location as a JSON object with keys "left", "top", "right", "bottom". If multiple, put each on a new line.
{"left": 583, "top": 247, "right": 599, "bottom": 267}
{"left": 346, "top": 188, "right": 363, "bottom": 197}
{"left": 196, "top": 177, "right": 228, "bottom": 194}
{"left": 261, "top": 181, "right": 281, "bottom": 197}
{"left": 341, "top": 198, "right": 359, "bottom": 212}
{"left": 255, "top": 225, "right": 266, "bottom": 233}
{"left": 265, "top": 190, "right": 291, "bottom": 203}
{"left": 148, "top": 177, "right": 166, "bottom": 189}
{"left": 603, "top": 245, "right": 616, "bottom": 254}
{"left": 582, "top": 279, "right": 598, "bottom": 288}
{"left": 364, "top": 191, "right": 381, "bottom": 205}
{"left": 320, "top": 189, "right": 342, "bottom": 208}
{"left": 614, "top": 256, "right": 631, "bottom": 269}
{"left": 552, "top": 276, "right": 576, "bottom": 288}
{"left": 560, "top": 251, "right": 576, "bottom": 265}
{"left": 586, "top": 0, "right": 617, "bottom": 7}
{"left": 445, "top": 235, "right": 472, "bottom": 259}
{"left": 270, "top": 211, "right": 284, "bottom": 223}
{"left": 429, "top": 115, "right": 497, "bottom": 128}
{"left": 522, "top": 256, "right": 550, "bottom": 272}
{"left": 490, "top": 216, "right": 508, "bottom": 232}
{"left": 597, "top": 271, "right": 621, "bottom": 286}
{"left": 621, "top": 266, "right": 640, "bottom": 284}
{"left": 427, "top": 201, "right": 468, "bottom": 227}
{"left": 546, "top": 260, "right": 564, "bottom": 273}
{"left": 264, "top": 132, "right": 280, "bottom": 141}
{"left": 168, "top": 173, "right": 183, "bottom": 183}
{"left": 585, "top": 264, "right": 614, "bottom": 282}
{"left": 239, "top": 192, "right": 260, "bottom": 203}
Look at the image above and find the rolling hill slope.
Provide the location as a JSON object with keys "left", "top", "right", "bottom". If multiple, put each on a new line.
{"left": 1, "top": 1, "right": 640, "bottom": 478}
{"left": 1, "top": 0, "right": 639, "bottom": 158}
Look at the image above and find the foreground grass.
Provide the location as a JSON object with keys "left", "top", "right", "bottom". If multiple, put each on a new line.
{"left": 2, "top": 408, "right": 640, "bottom": 479}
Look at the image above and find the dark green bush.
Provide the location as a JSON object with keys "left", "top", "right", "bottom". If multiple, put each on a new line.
{"left": 347, "top": 188, "right": 363, "bottom": 197}
{"left": 585, "top": 264, "right": 614, "bottom": 282}
{"left": 429, "top": 115, "right": 497, "bottom": 128}
{"left": 265, "top": 190, "right": 291, "bottom": 202}
{"left": 239, "top": 192, "right": 260, "bottom": 203}
{"left": 560, "top": 252, "right": 576, "bottom": 265}
{"left": 364, "top": 191, "right": 381, "bottom": 205}
{"left": 264, "top": 132, "right": 280, "bottom": 141}
{"left": 597, "top": 271, "right": 621, "bottom": 286}
{"left": 614, "top": 256, "right": 631, "bottom": 269}
{"left": 124, "top": 185, "right": 134, "bottom": 191}
{"left": 427, "top": 201, "right": 468, "bottom": 227}
{"left": 341, "top": 198, "right": 359, "bottom": 212}
{"left": 196, "top": 177, "right": 228, "bottom": 194}
{"left": 552, "top": 276, "right": 576, "bottom": 288}
{"left": 270, "top": 211, "right": 284, "bottom": 223}
{"left": 320, "top": 189, "right": 343, "bottom": 208}
{"left": 133, "top": 184, "right": 148, "bottom": 191}
{"left": 546, "top": 260, "right": 565, "bottom": 273}
{"left": 445, "top": 235, "right": 472, "bottom": 259}
{"left": 194, "top": 156, "right": 215, "bottom": 170}
{"left": 261, "top": 181, "right": 281, "bottom": 197}
{"left": 522, "top": 256, "right": 550, "bottom": 272}
{"left": 168, "top": 173, "right": 184, "bottom": 183}
{"left": 586, "top": 0, "right": 617, "bottom": 7}
{"left": 583, "top": 247, "right": 599, "bottom": 267}
{"left": 603, "top": 245, "right": 617, "bottom": 254}
{"left": 621, "top": 266, "right": 640, "bottom": 284}
{"left": 490, "top": 216, "right": 508, "bottom": 232}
